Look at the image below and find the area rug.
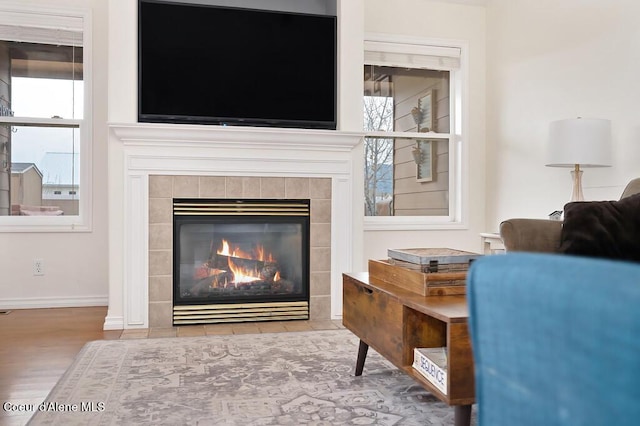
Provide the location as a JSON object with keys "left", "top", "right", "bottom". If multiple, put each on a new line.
{"left": 28, "top": 329, "right": 476, "bottom": 425}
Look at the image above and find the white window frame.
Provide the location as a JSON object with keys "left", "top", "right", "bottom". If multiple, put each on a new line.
{"left": 363, "top": 33, "right": 468, "bottom": 231}
{"left": 0, "top": 2, "right": 92, "bottom": 233}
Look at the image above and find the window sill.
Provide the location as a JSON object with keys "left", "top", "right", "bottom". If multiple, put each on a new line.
{"left": 0, "top": 216, "right": 91, "bottom": 233}
{"left": 364, "top": 216, "right": 467, "bottom": 231}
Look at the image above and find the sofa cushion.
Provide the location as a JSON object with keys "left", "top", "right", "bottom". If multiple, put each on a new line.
{"left": 559, "top": 193, "right": 640, "bottom": 261}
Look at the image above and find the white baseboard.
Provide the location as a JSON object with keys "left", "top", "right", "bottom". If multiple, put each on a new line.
{"left": 103, "top": 315, "right": 124, "bottom": 330}
{"left": 0, "top": 296, "right": 108, "bottom": 310}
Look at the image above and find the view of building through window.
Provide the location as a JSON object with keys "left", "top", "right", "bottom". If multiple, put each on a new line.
{"left": 0, "top": 41, "right": 83, "bottom": 216}
{"left": 363, "top": 64, "right": 451, "bottom": 217}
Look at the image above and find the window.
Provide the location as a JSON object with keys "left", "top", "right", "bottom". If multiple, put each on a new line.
{"left": 363, "top": 35, "right": 465, "bottom": 230}
{"left": 0, "top": 5, "right": 91, "bottom": 231}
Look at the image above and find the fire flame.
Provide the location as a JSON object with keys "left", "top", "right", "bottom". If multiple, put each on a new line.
{"left": 218, "top": 240, "right": 254, "bottom": 260}
{"left": 217, "top": 239, "right": 277, "bottom": 285}
{"left": 255, "top": 245, "right": 274, "bottom": 262}
{"left": 227, "top": 258, "right": 260, "bottom": 284}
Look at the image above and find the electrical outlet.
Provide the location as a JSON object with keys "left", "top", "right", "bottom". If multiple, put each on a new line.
{"left": 34, "top": 258, "right": 44, "bottom": 276}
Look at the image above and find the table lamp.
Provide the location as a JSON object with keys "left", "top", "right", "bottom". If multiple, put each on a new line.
{"left": 546, "top": 117, "right": 612, "bottom": 201}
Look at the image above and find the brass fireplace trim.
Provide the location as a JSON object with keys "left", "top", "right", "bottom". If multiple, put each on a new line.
{"left": 173, "top": 200, "right": 310, "bottom": 216}
{"left": 173, "top": 301, "right": 309, "bottom": 325}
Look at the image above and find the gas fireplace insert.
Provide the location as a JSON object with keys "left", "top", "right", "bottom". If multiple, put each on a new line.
{"left": 172, "top": 199, "right": 310, "bottom": 324}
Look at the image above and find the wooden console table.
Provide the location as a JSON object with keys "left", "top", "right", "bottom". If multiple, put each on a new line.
{"left": 343, "top": 272, "right": 474, "bottom": 426}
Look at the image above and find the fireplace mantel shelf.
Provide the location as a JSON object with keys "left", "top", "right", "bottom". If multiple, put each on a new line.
{"left": 110, "top": 123, "right": 364, "bottom": 151}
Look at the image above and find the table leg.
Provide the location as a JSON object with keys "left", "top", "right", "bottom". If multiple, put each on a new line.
{"left": 454, "top": 404, "right": 472, "bottom": 426}
{"left": 354, "top": 339, "right": 369, "bottom": 376}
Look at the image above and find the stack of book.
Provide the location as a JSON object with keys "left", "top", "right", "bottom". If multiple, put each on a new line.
{"left": 412, "top": 347, "right": 448, "bottom": 395}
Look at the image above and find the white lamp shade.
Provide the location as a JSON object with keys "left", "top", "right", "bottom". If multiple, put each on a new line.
{"left": 546, "top": 118, "right": 612, "bottom": 168}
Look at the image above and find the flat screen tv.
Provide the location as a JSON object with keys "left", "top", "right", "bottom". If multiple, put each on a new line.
{"left": 138, "top": 0, "right": 337, "bottom": 130}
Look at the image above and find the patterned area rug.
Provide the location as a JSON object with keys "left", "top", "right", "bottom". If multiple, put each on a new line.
{"left": 28, "top": 329, "right": 475, "bottom": 425}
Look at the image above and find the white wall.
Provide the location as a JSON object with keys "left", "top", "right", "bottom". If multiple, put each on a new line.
{"left": 362, "top": 0, "right": 487, "bottom": 263}
{"left": 486, "top": 0, "right": 640, "bottom": 229}
{"left": 0, "top": 0, "right": 109, "bottom": 309}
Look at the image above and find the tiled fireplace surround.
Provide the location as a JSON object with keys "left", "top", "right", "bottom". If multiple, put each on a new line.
{"left": 148, "top": 175, "right": 333, "bottom": 327}
{"left": 107, "top": 124, "right": 362, "bottom": 330}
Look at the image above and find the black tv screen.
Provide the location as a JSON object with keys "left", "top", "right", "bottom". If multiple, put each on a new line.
{"left": 138, "top": 1, "right": 337, "bottom": 130}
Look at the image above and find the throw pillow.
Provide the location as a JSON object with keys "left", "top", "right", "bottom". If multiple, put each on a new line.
{"left": 559, "top": 193, "right": 640, "bottom": 261}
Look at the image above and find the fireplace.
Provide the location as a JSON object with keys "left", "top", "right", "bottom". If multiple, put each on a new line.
{"left": 173, "top": 199, "right": 310, "bottom": 324}
{"left": 106, "top": 123, "right": 361, "bottom": 330}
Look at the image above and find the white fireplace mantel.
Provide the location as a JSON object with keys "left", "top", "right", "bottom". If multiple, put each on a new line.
{"left": 105, "top": 123, "right": 364, "bottom": 330}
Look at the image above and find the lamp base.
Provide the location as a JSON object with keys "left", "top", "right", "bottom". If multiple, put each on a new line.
{"left": 570, "top": 166, "right": 584, "bottom": 202}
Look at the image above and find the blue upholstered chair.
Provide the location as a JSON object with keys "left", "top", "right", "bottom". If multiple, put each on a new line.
{"left": 467, "top": 253, "right": 640, "bottom": 426}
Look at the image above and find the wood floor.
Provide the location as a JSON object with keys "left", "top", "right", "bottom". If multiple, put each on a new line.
{"left": 0, "top": 307, "right": 119, "bottom": 426}
{"left": 0, "top": 306, "right": 343, "bottom": 426}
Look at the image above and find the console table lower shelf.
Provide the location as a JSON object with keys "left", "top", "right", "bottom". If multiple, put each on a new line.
{"left": 343, "top": 272, "right": 474, "bottom": 426}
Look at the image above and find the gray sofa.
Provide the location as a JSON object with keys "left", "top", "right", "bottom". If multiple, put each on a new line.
{"left": 499, "top": 178, "right": 640, "bottom": 253}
